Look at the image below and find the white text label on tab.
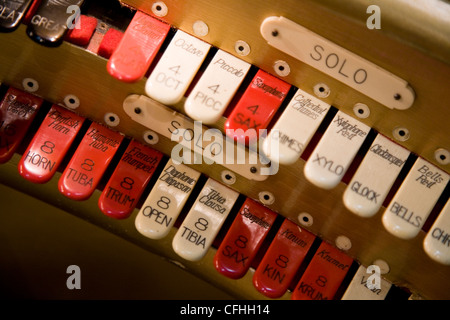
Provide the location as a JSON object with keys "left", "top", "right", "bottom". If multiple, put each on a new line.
{"left": 262, "top": 88, "right": 330, "bottom": 165}
{"left": 304, "top": 110, "right": 370, "bottom": 189}
{"left": 343, "top": 134, "right": 410, "bottom": 217}
{"left": 172, "top": 178, "right": 239, "bottom": 261}
{"left": 145, "top": 30, "right": 211, "bottom": 105}
{"left": 135, "top": 159, "right": 201, "bottom": 240}
{"left": 185, "top": 49, "right": 251, "bottom": 125}
{"left": 424, "top": 199, "right": 450, "bottom": 265}
{"left": 382, "top": 157, "right": 449, "bottom": 240}
{"left": 260, "top": 16, "right": 415, "bottom": 110}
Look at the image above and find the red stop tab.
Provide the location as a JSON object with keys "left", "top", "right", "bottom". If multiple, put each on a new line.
{"left": 18, "top": 105, "right": 85, "bottom": 184}
{"left": 214, "top": 198, "right": 277, "bottom": 279}
{"left": 224, "top": 70, "right": 290, "bottom": 145}
{"left": 0, "top": 87, "right": 43, "bottom": 164}
{"left": 291, "top": 241, "right": 353, "bottom": 300}
{"left": 253, "top": 219, "right": 316, "bottom": 298}
{"left": 58, "top": 122, "right": 123, "bottom": 201}
{"left": 107, "top": 11, "right": 170, "bottom": 83}
{"left": 98, "top": 140, "right": 163, "bottom": 219}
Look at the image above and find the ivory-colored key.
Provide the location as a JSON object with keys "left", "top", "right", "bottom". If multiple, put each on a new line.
{"left": 343, "top": 134, "right": 410, "bottom": 217}
{"left": 185, "top": 49, "right": 251, "bottom": 124}
{"left": 172, "top": 178, "right": 239, "bottom": 261}
{"left": 341, "top": 265, "right": 392, "bottom": 300}
{"left": 423, "top": 198, "right": 450, "bottom": 265}
{"left": 262, "top": 88, "right": 330, "bottom": 165}
{"left": 145, "top": 30, "right": 211, "bottom": 105}
{"left": 135, "top": 159, "right": 201, "bottom": 240}
{"left": 382, "top": 157, "right": 449, "bottom": 240}
{"left": 304, "top": 110, "right": 370, "bottom": 189}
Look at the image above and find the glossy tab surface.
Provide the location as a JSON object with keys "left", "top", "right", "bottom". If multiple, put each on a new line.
{"left": 224, "top": 70, "right": 290, "bottom": 145}
{"left": 382, "top": 157, "right": 449, "bottom": 239}
{"left": 292, "top": 241, "right": 353, "bottom": 300}
{"left": 98, "top": 140, "right": 162, "bottom": 219}
{"left": 136, "top": 159, "right": 201, "bottom": 239}
{"left": 0, "top": 0, "right": 33, "bottom": 32}
{"left": 185, "top": 49, "right": 251, "bottom": 124}
{"left": 107, "top": 11, "right": 170, "bottom": 83}
{"left": 26, "top": 0, "right": 85, "bottom": 47}
{"left": 145, "top": 30, "right": 211, "bottom": 105}
{"left": 262, "top": 88, "right": 330, "bottom": 165}
{"left": 172, "top": 178, "right": 239, "bottom": 261}
{"left": 424, "top": 199, "right": 450, "bottom": 265}
{"left": 18, "top": 105, "right": 84, "bottom": 183}
{"left": 341, "top": 265, "right": 392, "bottom": 300}
{"left": 0, "top": 87, "right": 43, "bottom": 164}
{"left": 343, "top": 134, "right": 410, "bottom": 217}
{"left": 304, "top": 110, "right": 370, "bottom": 189}
{"left": 58, "top": 122, "right": 123, "bottom": 201}
{"left": 253, "top": 219, "right": 316, "bottom": 298}
{"left": 214, "top": 198, "right": 277, "bottom": 279}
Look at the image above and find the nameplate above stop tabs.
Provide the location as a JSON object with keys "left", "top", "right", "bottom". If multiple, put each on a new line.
{"left": 253, "top": 219, "right": 316, "bottom": 299}
{"left": 98, "top": 140, "right": 163, "bottom": 219}
{"left": 382, "top": 157, "right": 449, "bottom": 240}
{"left": 135, "top": 159, "right": 201, "bottom": 240}
{"left": 262, "top": 88, "right": 330, "bottom": 165}
{"left": 172, "top": 178, "right": 239, "bottom": 262}
{"left": 107, "top": 10, "right": 170, "bottom": 83}
{"left": 304, "top": 110, "right": 370, "bottom": 189}
{"left": 424, "top": 199, "right": 450, "bottom": 265}
{"left": 26, "top": 0, "right": 85, "bottom": 47}
{"left": 0, "top": 87, "right": 43, "bottom": 164}
{"left": 213, "top": 198, "right": 277, "bottom": 280}
{"left": 224, "top": 69, "right": 290, "bottom": 146}
{"left": 343, "top": 134, "right": 410, "bottom": 218}
{"left": 145, "top": 29, "right": 211, "bottom": 105}
{"left": 292, "top": 241, "right": 353, "bottom": 300}
{"left": 0, "top": 0, "right": 33, "bottom": 32}
{"left": 18, "top": 105, "right": 85, "bottom": 184}
{"left": 185, "top": 49, "right": 251, "bottom": 125}
{"left": 260, "top": 16, "right": 415, "bottom": 110}
{"left": 58, "top": 122, "right": 124, "bottom": 201}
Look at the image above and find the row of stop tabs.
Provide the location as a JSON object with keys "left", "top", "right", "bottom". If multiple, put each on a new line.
{"left": 1, "top": 85, "right": 394, "bottom": 300}
{"left": 101, "top": 10, "right": 450, "bottom": 266}
{"left": 9, "top": 0, "right": 450, "bottom": 259}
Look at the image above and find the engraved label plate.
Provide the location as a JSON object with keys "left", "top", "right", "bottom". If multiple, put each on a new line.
{"left": 260, "top": 16, "right": 415, "bottom": 110}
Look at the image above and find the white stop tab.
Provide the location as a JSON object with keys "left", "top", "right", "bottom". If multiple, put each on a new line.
{"left": 382, "top": 157, "right": 449, "bottom": 240}
{"left": 424, "top": 198, "right": 450, "bottom": 265}
{"left": 135, "top": 159, "right": 201, "bottom": 240}
{"left": 184, "top": 49, "right": 251, "bottom": 124}
{"left": 304, "top": 110, "right": 370, "bottom": 189}
{"left": 341, "top": 265, "right": 392, "bottom": 300}
{"left": 262, "top": 88, "right": 330, "bottom": 165}
{"left": 172, "top": 178, "right": 239, "bottom": 261}
{"left": 343, "top": 134, "right": 410, "bottom": 217}
{"left": 145, "top": 30, "right": 211, "bottom": 105}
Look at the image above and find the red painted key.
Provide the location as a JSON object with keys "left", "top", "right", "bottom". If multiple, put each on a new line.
{"left": 253, "top": 219, "right": 316, "bottom": 298}
{"left": 98, "top": 140, "right": 163, "bottom": 219}
{"left": 58, "top": 122, "right": 123, "bottom": 201}
{"left": 18, "top": 105, "right": 85, "bottom": 184}
{"left": 0, "top": 87, "right": 43, "bottom": 164}
{"left": 291, "top": 241, "right": 353, "bottom": 300}
{"left": 214, "top": 198, "right": 277, "bottom": 279}
{"left": 224, "top": 70, "right": 290, "bottom": 145}
{"left": 107, "top": 11, "right": 170, "bottom": 83}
